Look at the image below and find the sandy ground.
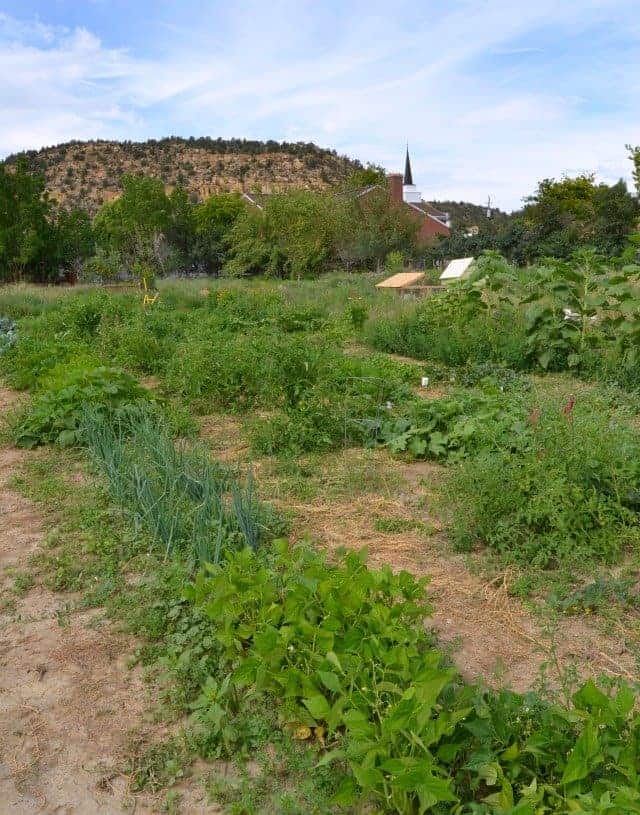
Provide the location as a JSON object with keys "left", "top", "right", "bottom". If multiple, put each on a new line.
{"left": 0, "top": 388, "right": 215, "bottom": 814}
{"left": 280, "top": 455, "right": 638, "bottom": 692}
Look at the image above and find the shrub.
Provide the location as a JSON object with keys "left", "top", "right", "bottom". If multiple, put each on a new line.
{"left": 96, "top": 304, "right": 183, "bottom": 375}
{"left": 447, "top": 395, "right": 640, "bottom": 568}
{"left": 12, "top": 365, "right": 152, "bottom": 448}
{"left": 247, "top": 350, "right": 420, "bottom": 455}
{"left": 164, "top": 325, "right": 418, "bottom": 422}
{"left": 378, "top": 388, "right": 527, "bottom": 461}
{"left": 0, "top": 325, "right": 92, "bottom": 391}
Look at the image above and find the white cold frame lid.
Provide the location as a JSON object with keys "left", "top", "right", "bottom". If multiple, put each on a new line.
{"left": 440, "top": 257, "right": 475, "bottom": 281}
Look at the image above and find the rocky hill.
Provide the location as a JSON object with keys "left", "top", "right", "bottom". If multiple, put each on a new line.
{"left": 3, "top": 137, "right": 363, "bottom": 214}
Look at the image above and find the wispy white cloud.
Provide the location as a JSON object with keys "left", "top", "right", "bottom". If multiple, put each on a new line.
{"left": 0, "top": 1, "right": 638, "bottom": 209}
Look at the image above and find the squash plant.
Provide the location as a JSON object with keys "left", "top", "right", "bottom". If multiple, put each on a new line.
{"left": 13, "top": 365, "right": 152, "bottom": 448}
{"left": 185, "top": 541, "right": 640, "bottom": 813}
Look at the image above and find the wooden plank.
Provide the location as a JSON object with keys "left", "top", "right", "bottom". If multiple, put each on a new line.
{"left": 376, "top": 271, "right": 426, "bottom": 289}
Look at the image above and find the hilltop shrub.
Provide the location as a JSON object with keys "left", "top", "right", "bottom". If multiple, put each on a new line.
{"left": 447, "top": 396, "right": 640, "bottom": 568}
{"left": 12, "top": 365, "right": 152, "bottom": 448}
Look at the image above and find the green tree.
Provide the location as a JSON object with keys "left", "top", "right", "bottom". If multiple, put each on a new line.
{"left": 93, "top": 174, "right": 173, "bottom": 257}
{"left": 92, "top": 174, "right": 201, "bottom": 277}
{"left": 192, "top": 192, "right": 245, "bottom": 272}
{"left": 224, "top": 187, "right": 420, "bottom": 277}
{"left": 345, "top": 163, "right": 386, "bottom": 190}
{"left": 627, "top": 144, "right": 640, "bottom": 195}
{"left": 225, "top": 191, "right": 339, "bottom": 278}
{"left": 593, "top": 179, "right": 639, "bottom": 255}
{"left": 0, "top": 161, "right": 55, "bottom": 282}
{"left": 55, "top": 208, "right": 94, "bottom": 277}
{"left": 336, "top": 187, "right": 420, "bottom": 270}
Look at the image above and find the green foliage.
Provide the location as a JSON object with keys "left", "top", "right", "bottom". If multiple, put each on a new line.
{"left": 224, "top": 187, "right": 420, "bottom": 278}
{"left": 428, "top": 173, "right": 639, "bottom": 265}
{"left": 93, "top": 174, "right": 174, "bottom": 254}
{"left": 0, "top": 161, "right": 92, "bottom": 282}
{"left": 92, "top": 174, "right": 192, "bottom": 275}
{"left": 82, "top": 409, "right": 285, "bottom": 563}
{"left": 0, "top": 160, "right": 54, "bottom": 281}
{"left": 186, "top": 541, "right": 640, "bottom": 813}
{"left": 345, "top": 163, "right": 386, "bottom": 189}
{"left": 367, "top": 276, "right": 528, "bottom": 369}
{"left": 247, "top": 350, "right": 418, "bottom": 456}
{"left": 192, "top": 192, "right": 246, "bottom": 272}
{"left": 368, "top": 250, "right": 640, "bottom": 386}
{"left": 550, "top": 575, "right": 640, "bottom": 615}
{"left": 224, "top": 190, "right": 342, "bottom": 279}
{"left": 55, "top": 207, "right": 95, "bottom": 273}
{"left": 378, "top": 389, "right": 526, "bottom": 461}
{"left": 385, "top": 250, "right": 405, "bottom": 273}
{"left": 447, "top": 395, "right": 640, "bottom": 568}
{"left": 12, "top": 365, "right": 152, "bottom": 448}
{"left": 346, "top": 297, "right": 369, "bottom": 331}
{"left": 628, "top": 144, "right": 640, "bottom": 195}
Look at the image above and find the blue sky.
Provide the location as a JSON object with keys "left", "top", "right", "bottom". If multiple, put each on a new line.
{"left": 0, "top": 1, "right": 638, "bottom": 210}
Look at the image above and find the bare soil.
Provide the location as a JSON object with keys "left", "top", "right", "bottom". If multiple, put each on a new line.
{"left": 283, "top": 455, "right": 637, "bottom": 692}
{"left": 0, "top": 389, "right": 215, "bottom": 814}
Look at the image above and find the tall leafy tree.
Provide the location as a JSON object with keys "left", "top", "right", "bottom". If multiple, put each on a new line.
{"left": 55, "top": 208, "right": 95, "bottom": 277}
{"left": 627, "top": 144, "right": 640, "bottom": 195}
{"left": 192, "top": 192, "right": 245, "bottom": 272}
{"left": 0, "top": 161, "right": 55, "bottom": 282}
{"left": 93, "top": 174, "right": 173, "bottom": 258}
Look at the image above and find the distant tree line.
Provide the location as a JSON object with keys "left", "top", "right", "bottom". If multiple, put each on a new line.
{"left": 4, "top": 137, "right": 363, "bottom": 174}
{"left": 0, "top": 163, "right": 418, "bottom": 283}
{"left": 2, "top": 155, "right": 639, "bottom": 284}
{"left": 426, "top": 170, "right": 640, "bottom": 266}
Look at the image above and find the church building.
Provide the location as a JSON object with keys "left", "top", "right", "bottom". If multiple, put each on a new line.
{"left": 387, "top": 148, "right": 451, "bottom": 243}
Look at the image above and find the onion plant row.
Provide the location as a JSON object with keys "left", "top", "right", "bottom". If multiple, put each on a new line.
{"left": 81, "top": 407, "right": 283, "bottom": 565}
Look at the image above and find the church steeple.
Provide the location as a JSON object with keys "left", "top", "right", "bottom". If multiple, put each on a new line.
{"left": 403, "top": 145, "right": 413, "bottom": 186}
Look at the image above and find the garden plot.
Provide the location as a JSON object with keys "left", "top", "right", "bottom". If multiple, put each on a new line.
{"left": 4, "top": 275, "right": 640, "bottom": 812}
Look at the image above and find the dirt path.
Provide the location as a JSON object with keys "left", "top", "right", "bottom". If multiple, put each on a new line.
{"left": 284, "top": 456, "right": 637, "bottom": 692}
{"left": 0, "top": 389, "right": 213, "bottom": 814}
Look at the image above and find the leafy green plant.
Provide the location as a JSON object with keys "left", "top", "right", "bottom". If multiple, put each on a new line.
{"left": 346, "top": 297, "right": 369, "bottom": 331}
{"left": 550, "top": 575, "right": 640, "bottom": 615}
{"left": 377, "top": 389, "right": 527, "bottom": 461}
{"left": 12, "top": 365, "right": 152, "bottom": 448}
{"left": 186, "top": 541, "right": 640, "bottom": 813}
{"left": 447, "top": 395, "right": 640, "bottom": 568}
